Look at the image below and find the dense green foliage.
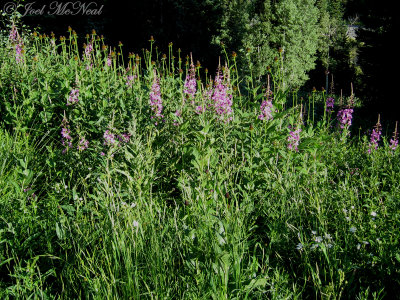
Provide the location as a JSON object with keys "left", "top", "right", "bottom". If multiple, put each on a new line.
{"left": 215, "top": 0, "right": 321, "bottom": 88}
{"left": 0, "top": 20, "right": 399, "bottom": 299}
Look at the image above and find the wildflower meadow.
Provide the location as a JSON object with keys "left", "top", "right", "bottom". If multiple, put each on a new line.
{"left": 0, "top": 21, "right": 399, "bottom": 299}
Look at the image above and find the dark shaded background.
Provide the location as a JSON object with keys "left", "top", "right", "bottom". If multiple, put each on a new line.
{"left": 21, "top": 0, "right": 222, "bottom": 70}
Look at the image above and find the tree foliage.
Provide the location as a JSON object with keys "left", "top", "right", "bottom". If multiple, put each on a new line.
{"left": 213, "top": 0, "right": 322, "bottom": 89}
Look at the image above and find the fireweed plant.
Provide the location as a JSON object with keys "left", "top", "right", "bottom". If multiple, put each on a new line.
{"left": 0, "top": 24, "right": 399, "bottom": 299}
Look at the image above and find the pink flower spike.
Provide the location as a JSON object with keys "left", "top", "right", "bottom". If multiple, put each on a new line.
{"left": 326, "top": 97, "right": 335, "bottom": 112}
{"left": 149, "top": 71, "right": 164, "bottom": 122}
{"left": 212, "top": 66, "right": 233, "bottom": 123}
{"left": 67, "top": 88, "right": 79, "bottom": 105}
{"left": 389, "top": 121, "right": 398, "bottom": 151}
{"left": 103, "top": 130, "right": 117, "bottom": 146}
{"left": 337, "top": 107, "right": 353, "bottom": 130}
{"left": 183, "top": 59, "right": 197, "bottom": 100}
{"left": 367, "top": 115, "right": 382, "bottom": 154}
{"left": 287, "top": 126, "right": 302, "bottom": 152}
{"left": 258, "top": 100, "right": 273, "bottom": 121}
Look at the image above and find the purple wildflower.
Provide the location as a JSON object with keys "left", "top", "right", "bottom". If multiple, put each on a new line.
{"left": 203, "top": 82, "right": 214, "bottom": 110}
{"left": 61, "top": 128, "right": 72, "bottom": 141}
{"left": 77, "top": 138, "right": 89, "bottom": 151}
{"left": 389, "top": 121, "right": 398, "bottom": 151}
{"left": 149, "top": 71, "right": 164, "bottom": 122}
{"left": 258, "top": 100, "right": 273, "bottom": 121}
{"left": 106, "top": 55, "right": 112, "bottom": 67}
{"left": 183, "top": 60, "right": 197, "bottom": 100}
{"left": 9, "top": 25, "right": 23, "bottom": 63}
{"left": 368, "top": 115, "right": 382, "bottom": 154}
{"left": 103, "top": 130, "right": 117, "bottom": 146}
{"left": 368, "top": 129, "right": 381, "bottom": 153}
{"left": 287, "top": 126, "right": 302, "bottom": 152}
{"left": 85, "top": 43, "right": 93, "bottom": 59}
{"left": 326, "top": 97, "right": 335, "bottom": 113}
{"left": 61, "top": 116, "right": 73, "bottom": 153}
{"left": 337, "top": 108, "right": 353, "bottom": 129}
{"left": 9, "top": 26, "right": 18, "bottom": 43}
{"left": 67, "top": 88, "right": 79, "bottom": 105}
{"left": 117, "top": 133, "right": 131, "bottom": 143}
{"left": 126, "top": 75, "right": 135, "bottom": 88}
{"left": 212, "top": 67, "right": 233, "bottom": 122}
{"left": 195, "top": 105, "right": 205, "bottom": 114}
{"left": 15, "top": 42, "right": 24, "bottom": 64}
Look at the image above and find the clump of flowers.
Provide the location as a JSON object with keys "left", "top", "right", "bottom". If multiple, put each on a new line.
{"left": 297, "top": 231, "right": 334, "bottom": 252}
{"left": 117, "top": 133, "right": 131, "bottom": 143}
{"left": 337, "top": 107, "right": 353, "bottom": 129}
{"left": 9, "top": 25, "right": 18, "bottom": 43}
{"left": 259, "top": 79, "right": 274, "bottom": 121}
{"left": 212, "top": 65, "right": 233, "bottom": 123}
{"left": 67, "top": 88, "right": 79, "bottom": 105}
{"left": 106, "top": 51, "right": 112, "bottom": 67}
{"left": 77, "top": 137, "right": 89, "bottom": 151}
{"left": 61, "top": 115, "right": 73, "bottom": 154}
{"left": 326, "top": 97, "right": 335, "bottom": 113}
{"left": 103, "top": 130, "right": 117, "bottom": 146}
{"left": 126, "top": 75, "right": 135, "bottom": 88}
{"left": 389, "top": 121, "right": 398, "bottom": 151}
{"left": 258, "top": 99, "right": 273, "bottom": 121}
{"left": 368, "top": 115, "right": 382, "bottom": 154}
{"left": 287, "top": 126, "right": 302, "bottom": 152}
{"left": 149, "top": 71, "right": 164, "bottom": 124}
{"left": 183, "top": 57, "right": 197, "bottom": 102}
{"left": 84, "top": 42, "right": 93, "bottom": 59}
{"left": 195, "top": 105, "right": 205, "bottom": 115}
{"left": 9, "top": 26, "right": 24, "bottom": 64}
{"left": 15, "top": 41, "right": 24, "bottom": 64}
{"left": 103, "top": 129, "right": 131, "bottom": 147}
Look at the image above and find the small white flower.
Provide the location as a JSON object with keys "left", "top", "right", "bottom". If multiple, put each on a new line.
{"left": 362, "top": 241, "right": 369, "bottom": 245}
{"left": 311, "top": 243, "right": 319, "bottom": 250}
{"left": 346, "top": 217, "right": 351, "bottom": 221}
{"left": 296, "top": 243, "right": 303, "bottom": 250}
{"left": 351, "top": 206, "right": 355, "bottom": 209}
{"left": 121, "top": 202, "right": 127, "bottom": 206}
{"left": 343, "top": 208, "right": 348, "bottom": 214}
{"left": 311, "top": 230, "right": 317, "bottom": 235}
{"left": 349, "top": 227, "right": 357, "bottom": 233}
{"left": 327, "top": 243, "right": 333, "bottom": 249}
{"left": 357, "top": 243, "right": 361, "bottom": 250}
{"left": 133, "top": 220, "right": 139, "bottom": 228}
{"left": 315, "top": 236, "right": 323, "bottom": 243}
{"left": 130, "top": 202, "right": 137, "bottom": 208}
{"left": 371, "top": 211, "right": 377, "bottom": 217}
{"left": 324, "top": 233, "right": 332, "bottom": 240}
